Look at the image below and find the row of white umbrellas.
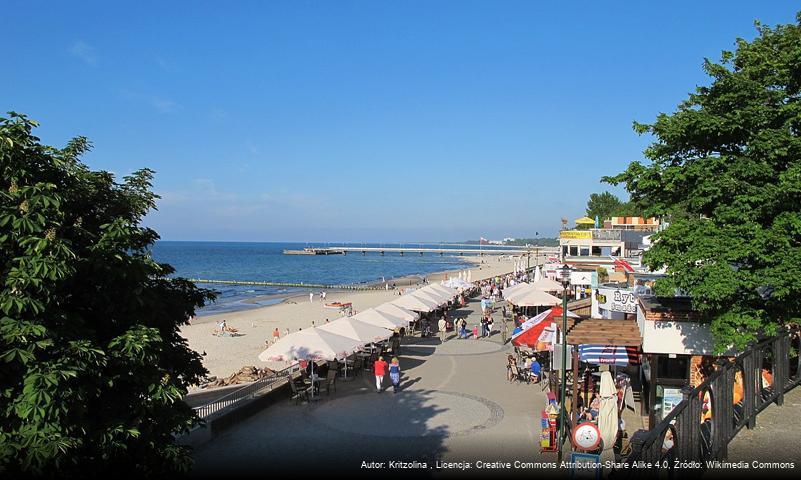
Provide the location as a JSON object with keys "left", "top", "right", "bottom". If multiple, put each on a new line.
{"left": 258, "top": 283, "right": 462, "bottom": 363}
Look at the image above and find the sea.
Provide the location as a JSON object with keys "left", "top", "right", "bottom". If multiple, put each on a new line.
{"left": 150, "top": 241, "right": 483, "bottom": 316}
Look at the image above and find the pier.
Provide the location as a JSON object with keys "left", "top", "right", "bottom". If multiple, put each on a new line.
{"left": 283, "top": 246, "right": 559, "bottom": 256}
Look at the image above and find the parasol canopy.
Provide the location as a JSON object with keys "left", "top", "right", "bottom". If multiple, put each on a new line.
{"left": 392, "top": 293, "right": 439, "bottom": 312}
{"left": 530, "top": 277, "right": 563, "bottom": 292}
{"left": 318, "top": 317, "right": 393, "bottom": 343}
{"left": 575, "top": 216, "right": 595, "bottom": 225}
{"left": 374, "top": 303, "right": 418, "bottom": 323}
{"left": 258, "top": 327, "right": 361, "bottom": 362}
{"left": 351, "top": 308, "right": 407, "bottom": 329}
{"left": 506, "top": 289, "right": 560, "bottom": 307}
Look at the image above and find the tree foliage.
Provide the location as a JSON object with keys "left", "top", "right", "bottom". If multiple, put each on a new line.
{"left": 0, "top": 113, "right": 215, "bottom": 476}
{"left": 585, "top": 191, "right": 638, "bottom": 221}
{"left": 586, "top": 191, "right": 623, "bottom": 221}
{"left": 604, "top": 15, "right": 801, "bottom": 351}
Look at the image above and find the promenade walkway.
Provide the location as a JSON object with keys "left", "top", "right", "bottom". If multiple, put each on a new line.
{"left": 727, "top": 386, "right": 801, "bottom": 464}
{"left": 191, "top": 298, "right": 554, "bottom": 477}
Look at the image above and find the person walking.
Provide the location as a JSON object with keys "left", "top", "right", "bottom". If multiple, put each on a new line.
{"left": 272, "top": 327, "right": 280, "bottom": 344}
{"left": 389, "top": 357, "right": 402, "bottom": 393}
{"left": 438, "top": 316, "right": 447, "bottom": 343}
{"left": 309, "top": 292, "right": 314, "bottom": 303}
{"left": 501, "top": 319, "right": 509, "bottom": 344}
{"left": 374, "top": 356, "right": 388, "bottom": 393}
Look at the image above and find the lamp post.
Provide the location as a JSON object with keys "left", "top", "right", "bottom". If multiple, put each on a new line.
{"left": 557, "top": 264, "right": 571, "bottom": 463}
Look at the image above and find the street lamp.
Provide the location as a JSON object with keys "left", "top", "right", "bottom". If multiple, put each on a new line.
{"left": 557, "top": 264, "right": 571, "bottom": 463}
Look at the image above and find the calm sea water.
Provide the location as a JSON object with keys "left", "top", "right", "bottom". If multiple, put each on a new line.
{"left": 150, "top": 241, "right": 478, "bottom": 315}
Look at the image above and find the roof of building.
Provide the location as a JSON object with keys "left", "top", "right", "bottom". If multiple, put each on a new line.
{"left": 564, "top": 318, "right": 642, "bottom": 346}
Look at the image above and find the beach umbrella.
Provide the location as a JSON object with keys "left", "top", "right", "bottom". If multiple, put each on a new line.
{"left": 517, "top": 306, "right": 579, "bottom": 331}
{"left": 412, "top": 289, "right": 448, "bottom": 307}
{"left": 318, "top": 317, "right": 393, "bottom": 344}
{"left": 352, "top": 308, "right": 407, "bottom": 329}
{"left": 374, "top": 303, "right": 418, "bottom": 323}
{"left": 318, "top": 317, "right": 394, "bottom": 379}
{"left": 502, "top": 282, "right": 529, "bottom": 300}
{"left": 506, "top": 289, "right": 560, "bottom": 307}
{"left": 258, "top": 327, "right": 361, "bottom": 400}
{"left": 575, "top": 216, "right": 595, "bottom": 226}
{"left": 467, "top": 270, "right": 472, "bottom": 282}
{"left": 578, "top": 345, "right": 640, "bottom": 366}
{"left": 392, "top": 293, "right": 438, "bottom": 312}
{"left": 598, "top": 371, "right": 619, "bottom": 462}
{"left": 423, "top": 283, "right": 458, "bottom": 300}
{"left": 530, "top": 277, "right": 562, "bottom": 292}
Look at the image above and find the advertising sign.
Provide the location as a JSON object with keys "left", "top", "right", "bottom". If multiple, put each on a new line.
{"left": 560, "top": 230, "right": 592, "bottom": 240}
{"left": 570, "top": 271, "right": 593, "bottom": 286}
{"left": 661, "top": 387, "right": 683, "bottom": 418}
{"left": 594, "top": 287, "right": 637, "bottom": 314}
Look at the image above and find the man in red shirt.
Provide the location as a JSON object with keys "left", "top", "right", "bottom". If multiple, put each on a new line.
{"left": 374, "top": 356, "right": 388, "bottom": 393}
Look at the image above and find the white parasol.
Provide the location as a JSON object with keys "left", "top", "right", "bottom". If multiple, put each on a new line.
{"left": 351, "top": 308, "right": 407, "bottom": 329}
{"left": 598, "top": 371, "right": 619, "bottom": 462}
{"left": 374, "top": 303, "right": 418, "bottom": 323}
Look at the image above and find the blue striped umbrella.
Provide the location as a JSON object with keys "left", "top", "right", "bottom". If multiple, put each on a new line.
{"left": 578, "top": 345, "right": 640, "bottom": 366}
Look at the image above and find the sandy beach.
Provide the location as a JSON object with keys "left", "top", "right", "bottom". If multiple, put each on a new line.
{"left": 181, "top": 255, "right": 538, "bottom": 381}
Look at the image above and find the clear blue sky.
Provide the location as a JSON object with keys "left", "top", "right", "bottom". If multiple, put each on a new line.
{"left": 3, "top": 1, "right": 797, "bottom": 242}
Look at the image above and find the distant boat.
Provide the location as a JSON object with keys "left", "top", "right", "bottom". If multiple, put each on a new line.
{"left": 324, "top": 302, "right": 352, "bottom": 310}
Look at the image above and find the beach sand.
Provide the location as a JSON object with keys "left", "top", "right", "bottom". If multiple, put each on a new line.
{"left": 180, "top": 255, "right": 536, "bottom": 381}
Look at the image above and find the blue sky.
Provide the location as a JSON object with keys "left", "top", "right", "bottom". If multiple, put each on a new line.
{"left": 3, "top": 1, "right": 798, "bottom": 242}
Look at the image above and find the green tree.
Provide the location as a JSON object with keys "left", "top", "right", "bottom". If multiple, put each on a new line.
{"left": 585, "top": 191, "right": 623, "bottom": 221}
{"left": 0, "top": 113, "right": 215, "bottom": 476}
{"left": 604, "top": 15, "right": 801, "bottom": 351}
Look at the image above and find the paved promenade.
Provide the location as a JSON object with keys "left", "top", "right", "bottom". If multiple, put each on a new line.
{"left": 192, "top": 298, "right": 556, "bottom": 477}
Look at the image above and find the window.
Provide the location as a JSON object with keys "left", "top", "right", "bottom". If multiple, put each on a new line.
{"left": 657, "top": 356, "right": 689, "bottom": 381}
{"left": 569, "top": 246, "right": 578, "bottom": 256}
{"left": 580, "top": 247, "right": 590, "bottom": 256}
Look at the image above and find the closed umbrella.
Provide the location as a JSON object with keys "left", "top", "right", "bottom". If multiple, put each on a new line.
{"left": 598, "top": 371, "right": 619, "bottom": 462}
{"left": 534, "top": 266, "right": 542, "bottom": 282}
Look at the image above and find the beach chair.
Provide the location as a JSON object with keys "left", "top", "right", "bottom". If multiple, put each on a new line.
{"left": 288, "top": 375, "right": 311, "bottom": 404}
{"left": 510, "top": 364, "right": 527, "bottom": 384}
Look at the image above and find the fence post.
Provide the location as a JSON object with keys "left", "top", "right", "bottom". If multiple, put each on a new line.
{"left": 743, "top": 350, "right": 757, "bottom": 430}
{"left": 680, "top": 385, "right": 698, "bottom": 461}
{"left": 776, "top": 333, "right": 788, "bottom": 406}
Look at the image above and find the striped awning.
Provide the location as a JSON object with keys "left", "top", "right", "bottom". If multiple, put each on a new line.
{"left": 578, "top": 344, "right": 640, "bottom": 366}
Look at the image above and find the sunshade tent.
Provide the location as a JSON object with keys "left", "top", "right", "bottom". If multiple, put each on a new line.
{"left": 424, "top": 283, "right": 459, "bottom": 299}
{"left": 374, "top": 303, "right": 418, "bottom": 323}
{"left": 351, "top": 308, "right": 407, "bottom": 329}
{"left": 530, "top": 277, "right": 563, "bottom": 292}
{"left": 502, "top": 282, "right": 529, "bottom": 299}
{"left": 318, "top": 317, "right": 393, "bottom": 378}
{"left": 393, "top": 292, "right": 439, "bottom": 312}
{"left": 512, "top": 322, "right": 557, "bottom": 351}
{"left": 258, "top": 328, "right": 361, "bottom": 362}
{"left": 578, "top": 345, "right": 640, "bottom": 366}
{"left": 598, "top": 371, "right": 619, "bottom": 462}
{"left": 575, "top": 216, "right": 595, "bottom": 225}
{"left": 416, "top": 285, "right": 454, "bottom": 304}
{"left": 506, "top": 289, "right": 560, "bottom": 307}
{"left": 411, "top": 289, "right": 447, "bottom": 307}
{"left": 318, "top": 317, "right": 393, "bottom": 343}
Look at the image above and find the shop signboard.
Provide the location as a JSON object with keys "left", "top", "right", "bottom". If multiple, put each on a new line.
{"left": 594, "top": 287, "right": 637, "bottom": 314}
{"left": 560, "top": 230, "right": 592, "bottom": 240}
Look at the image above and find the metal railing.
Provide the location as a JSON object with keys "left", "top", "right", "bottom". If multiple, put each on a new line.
{"left": 625, "top": 327, "right": 801, "bottom": 476}
{"left": 193, "top": 363, "right": 300, "bottom": 420}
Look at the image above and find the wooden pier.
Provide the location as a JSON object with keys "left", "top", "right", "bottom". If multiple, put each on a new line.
{"left": 282, "top": 248, "right": 344, "bottom": 255}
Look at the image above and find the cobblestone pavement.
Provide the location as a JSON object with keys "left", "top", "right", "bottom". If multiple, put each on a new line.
{"left": 192, "top": 298, "right": 556, "bottom": 477}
